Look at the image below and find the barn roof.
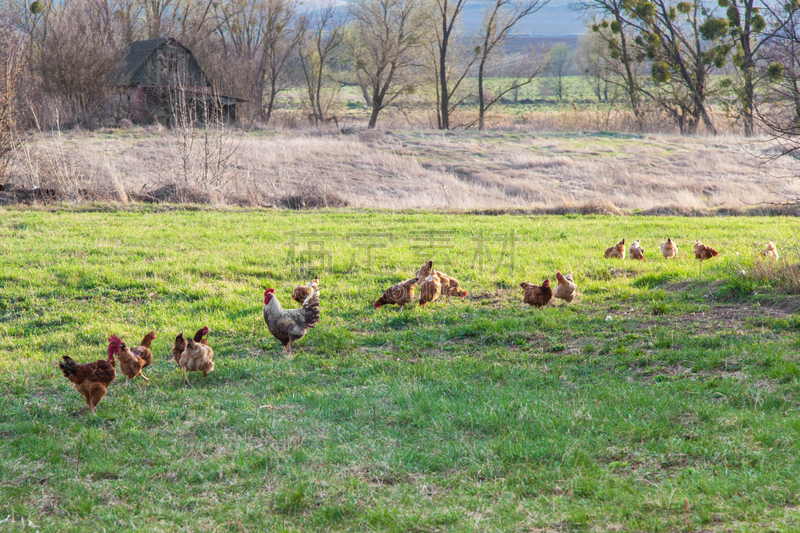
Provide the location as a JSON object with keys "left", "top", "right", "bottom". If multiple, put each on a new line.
{"left": 108, "top": 37, "right": 208, "bottom": 87}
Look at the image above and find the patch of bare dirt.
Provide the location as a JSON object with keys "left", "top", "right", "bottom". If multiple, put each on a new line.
{"left": 615, "top": 301, "right": 791, "bottom": 333}
{"left": 467, "top": 288, "right": 514, "bottom": 308}
{"left": 346, "top": 465, "right": 410, "bottom": 487}
{"left": 760, "top": 296, "right": 800, "bottom": 315}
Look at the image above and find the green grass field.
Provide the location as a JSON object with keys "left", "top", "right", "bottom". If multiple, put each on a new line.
{"left": 1, "top": 208, "right": 800, "bottom": 531}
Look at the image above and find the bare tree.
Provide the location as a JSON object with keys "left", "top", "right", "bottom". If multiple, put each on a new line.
{"left": 431, "top": 0, "right": 480, "bottom": 129}
{"left": 133, "top": 0, "right": 219, "bottom": 52}
{"left": 297, "top": 3, "right": 347, "bottom": 125}
{"left": 212, "top": 0, "right": 302, "bottom": 123}
{"left": 577, "top": 31, "right": 609, "bottom": 102}
{"left": 138, "top": 0, "right": 216, "bottom": 41}
{"left": 476, "top": 0, "right": 548, "bottom": 129}
{"left": 210, "top": 0, "right": 262, "bottom": 122}
{"left": 25, "top": 0, "right": 124, "bottom": 121}
{"left": 346, "top": 0, "right": 426, "bottom": 128}
{"left": 261, "top": 0, "right": 303, "bottom": 123}
{"left": 140, "top": 0, "right": 173, "bottom": 38}
{"left": 547, "top": 42, "right": 571, "bottom": 102}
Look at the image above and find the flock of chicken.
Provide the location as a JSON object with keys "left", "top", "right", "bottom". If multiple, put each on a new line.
{"left": 603, "top": 237, "right": 719, "bottom": 262}
{"left": 58, "top": 238, "right": 781, "bottom": 415}
{"left": 58, "top": 327, "right": 214, "bottom": 414}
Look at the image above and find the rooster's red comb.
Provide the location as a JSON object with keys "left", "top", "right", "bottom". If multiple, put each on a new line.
{"left": 108, "top": 335, "right": 122, "bottom": 345}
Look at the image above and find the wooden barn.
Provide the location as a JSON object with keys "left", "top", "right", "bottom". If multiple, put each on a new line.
{"left": 106, "top": 37, "right": 243, "bottom": 125}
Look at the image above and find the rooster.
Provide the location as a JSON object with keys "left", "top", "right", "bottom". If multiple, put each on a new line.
{"left": 605, "top": 239, "right": 626, "bottom": 259}
{"left": 59, "top": 343, "right": 118, "bottom": 414}
{"left": 374, "top": 278, "right": 418, "bottom": 311}
{"left": 553, "top": 272, "right": 576, "bottom": 304}
{"left": 693, "top": 240, "right": 718, "bottom": 276}
{"left": 263, "top": 288, "right": 321, "bottom": 355}
{"left": 292, "top": 276, "right": 320, "bottom": 304}
{"left": 521, "top": 279, "right": 552, "bottom": 308}
{"left": 172, "top": 327, "right": 210, "bottom": 365}
{"left": 659, "top": 238, "right": 677, "bottom": 260}
{"left": 761, "top": 242, "right": 779, "bottom": 260}
{"left": 179, "top": 338, "right": 214, "bottom": 387}
{"left": 629, "top": 240, "right": 644, "bottom": 260}
{"left": 111, "top": 335, "right": 149, "bottom": 386}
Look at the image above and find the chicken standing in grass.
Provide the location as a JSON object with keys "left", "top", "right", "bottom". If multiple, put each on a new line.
{"left": 438, "top": 272, "right": 467, "bottom": 298}
{"left": 172, "top": 327, "right": 210, "bottom": 365}
{"left": 263, "top": 288, "right": 321, "bottom": 355}
{"left": 119, "top": 330, "right": 156, "bottom": 382}
{"left": 59, "top": 342, "right": 118, "bottom": 414}
{"left": 112, "top": 335, "right": 151, "bottom": 385}
{"left": 521, "top": 279, "right": 552, "bottom": 308}
{"left": 629, "top": 240, "right": 644, "bottom": 260}
{"left": 374, "top": 278, "right": 418, "bottom": 310}
{"left": 761, "top": 242, "right": 779, "bottom": 260}
{"left": 693, "top": 240, "right": 718, "bottom": 276}
{"left": 292, "top": 276, "right": 319, "bottom": 304}
{"left": 605, "top": 239, "right": 626, "bottom": 259}
{"left": 659, "top": 238, "right": 678, "bottom": 260}
{"left": 179, "top": 338, "right": 214, "bottom": 387}
{"left": 418, "top": 273, "right": 442, "bottom": 306}
{"left": 553, "top": 272, "right": 577, "bottom": 304}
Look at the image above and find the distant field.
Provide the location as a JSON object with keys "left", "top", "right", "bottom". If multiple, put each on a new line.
{"left": 315, "top": 76, "right": 613, "bottom": 121}
{"left": 293, "top": 74, "right": 738, "bottom": 125}
{"left": 1, "top": 210, "right": 800, "bottom": 531}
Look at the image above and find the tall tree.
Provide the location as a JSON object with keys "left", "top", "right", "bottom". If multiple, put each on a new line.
{"left": 346, "top": 0, "right": 426, "bottom": 128}
{"left": 475, "top": 0, "right": 548, "bottom": 129}
{"left": 577, "top": 31, "right": 611, "bottom": 102}
{"left": 212, "top": 0, "right": 302, "bottom": 123}
{"left": 297, "top": 2, "right": 346, "bottom": 124}
{"left": 214, "top": 0, "right": 267, "bottom": 118}
{"left": 26, "top": 0, "right": 124, "bottom": 115}
{"left": 261, "top": 0, "right": 303, "bottom": 123}
{"left": 547, "top": 42, "right": 572, "bottom": 101}
{"left": 431, "top": 0, "right": 479, "bottom": 129}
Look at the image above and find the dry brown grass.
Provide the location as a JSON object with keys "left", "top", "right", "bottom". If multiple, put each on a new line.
{"left": 3, "top": 125, "right": 798, "bottom": 211}
{"left": 747, "top": 252, "right": 800, "bottom": 294}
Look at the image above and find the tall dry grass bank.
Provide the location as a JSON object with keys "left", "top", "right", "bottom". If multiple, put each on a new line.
{"left": 3, "top": 124, "right": 798, "bottom": 212}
